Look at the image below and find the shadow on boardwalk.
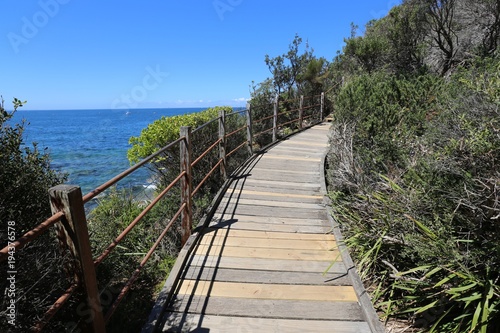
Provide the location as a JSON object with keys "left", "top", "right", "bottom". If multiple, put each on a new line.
{"left": 143, "top": 123, "right": 384, "bottom": 333}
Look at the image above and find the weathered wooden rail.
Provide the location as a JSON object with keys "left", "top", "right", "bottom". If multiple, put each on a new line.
{"left": 142, "top": 123, "right": 385, "bottom": 333}
{"left": 0, "top": 93, "right": 337, "bottom": 332}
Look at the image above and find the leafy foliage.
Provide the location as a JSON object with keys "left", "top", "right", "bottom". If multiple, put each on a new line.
{"left": 87, "top": 188, "right": 177, "bottom": 333}
{"left": 128, "top": 106, "right": 224, "bottom": 164}
{"left": 326, "top": 3, "right": 500, "bottom": 329}
{"left": 0, "top": 98, "right": 68, "bottom": 332}
{"left": 327, "top": 53, "right": 500, "bottom": 331}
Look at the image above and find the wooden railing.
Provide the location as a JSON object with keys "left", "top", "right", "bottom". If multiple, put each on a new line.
{"left": 0, "top": 92, "right": 326, "bottom": 332}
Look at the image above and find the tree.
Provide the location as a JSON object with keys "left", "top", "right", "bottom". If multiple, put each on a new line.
{"left": 426, "top": 0, "right": 460, "bottom": 74}
{"left": 342, "top": 27, "right": 389, "bottom": 74}
{"left": 264, "top": 34, "right": 321, "bottom": 99}
{"left": 386, "top": 0, "right": 428, "bottom": 73}
{"left": 470, "top": 0, "right": 500, "bottom": 57}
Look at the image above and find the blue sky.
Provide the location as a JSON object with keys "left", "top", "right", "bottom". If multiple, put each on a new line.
{"left": 0, "top": 0, "right": 401, "bottom": 110}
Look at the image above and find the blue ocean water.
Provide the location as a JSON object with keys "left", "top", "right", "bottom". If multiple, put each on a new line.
{"left": 12, "top": 108, "right": 204, "bottom": 196}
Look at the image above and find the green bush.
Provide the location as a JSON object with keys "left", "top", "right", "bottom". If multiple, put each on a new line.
{"left": 87, "top": 188, "right": 177, "bottom": 332}
{"left": 333, "top": 71, "right": 443, "bottom": 176}
{"left": 0, "top": 98, "right": 68, "bottom": 332}
{"left": 327, "top": 59, "right": 500, "bottom": 331}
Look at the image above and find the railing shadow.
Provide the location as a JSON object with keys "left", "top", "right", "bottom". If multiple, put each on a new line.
{"left": 166, "top": 154, "right": 263, "bottom": 332}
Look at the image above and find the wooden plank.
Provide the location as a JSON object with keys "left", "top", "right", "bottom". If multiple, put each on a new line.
{"left": 242, "top": 172, "right": 321, "bottom": 183}
{"left": 187, "top": 255, "right": 347, "bottom": 274}
{"left": 263, "top": 150, "right": 325, "bottom": 158}
{"left": 233, "top": 178, "right": 321, "bottom": 189}
{"left": 193, "top": 243, "right": 340, "bottom": 261}
{"left": 209, "top": 221, "right": 331, "bottom": 234}
{"left": 223, "top": 193, "right": 322, "bottom": 204}
{"left": 270, "top": 146, "right": 326, "bottom": 154}
{"left": 202, "top": 228, "right": 335, "bottom": 241}
{"left": 211, "top": 215, "right": 327, "bottom": 226}
{"left": 166, "top": 297, "right": 364, "bottom": 321}
{"left": 249, "top": 166, "right": 320, "bottom": 175}
{"left": 215, "top": 204, "right": 328, "bottom": 219}
{"left": 260, "top": 154, "right": 322, "bottom": 162}
{"left": 182, "top": 266, "right": 350, "bottom": 286}
{"left": 161, "top": 313, "right": 371, "bottom": 333}
{"left": 226, "top": 183, "right": 322, "bottom": 196}
{"left": 177, "top": 280, "right": 358, "bottom": 302}
{"left": 218, "top": 197, "right": 324, "bottom": 210}
{"left": 217, "top": 201, "right": 325, "bottom": 215}
{"left": 281, "top": 141, "right": 327, "bottom": 147}
{"left": 253, "top": 159, "right": 322, "bottom": 169}
{"left": 217, "top": 197, "right": 327, "bottom": 213}
{"left": 226, "top": 189, "right": 323, "bottom": 200}
{"left": 198, "top": 235, "right": 337, "bottom": 251}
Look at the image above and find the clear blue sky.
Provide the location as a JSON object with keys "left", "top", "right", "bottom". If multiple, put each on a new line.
{"left": 0, "top": 0, "right": 400, "bottom": 110}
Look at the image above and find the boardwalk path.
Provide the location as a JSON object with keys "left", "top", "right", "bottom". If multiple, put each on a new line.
{"left": 146, "top": 123, "right": 383, "bottom": 333}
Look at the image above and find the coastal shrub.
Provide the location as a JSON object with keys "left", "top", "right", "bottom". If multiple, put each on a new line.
{"left": 0, "top": 98, "right": 68, "bottom": 332}
{"left": 327, "top": 59, "right": 500, "bottom": 331}
{"left": 128, "top": 107, "right": 222, "bottom": 164}
{"left": 333, "top": 71, "right": 443, "bottom": 178}
{"left": 87, "top": 188, "right": 177, "bottom": 332}
{"left": 128, "top": 106, "right": 248, "bottom": 223}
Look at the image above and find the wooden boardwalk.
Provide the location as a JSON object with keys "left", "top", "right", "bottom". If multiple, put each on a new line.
{"left": 145, "top": 123, "right": 383, "bottom": 333}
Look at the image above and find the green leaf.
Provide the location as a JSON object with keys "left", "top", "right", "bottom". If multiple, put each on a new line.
{"left": 471, "top": 300, "right": 482, "bottom": 332}
{"left": 397, "top": 265, "right": 431, "bottom": 277}
{"left": 456, "top": 293, "right": 482, "bottom": 303}
{"left": 425, "top": 266, "right": 444, "bottom": 278}
{"left": 414, "top": 300, "right": 439, "bottom": 314}
{"left": 446, "top": 282, "right": 477, "bottom": 295}
{"left": 434, "top": 273, "right": 456, "bottom": 288}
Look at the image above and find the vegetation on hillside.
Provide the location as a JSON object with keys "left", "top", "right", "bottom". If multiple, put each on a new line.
{"left": 325, "top": 0, "right": 500, "bottom": 331}
{"left": 0, "top": 98, "right": 68, "bottom": 332}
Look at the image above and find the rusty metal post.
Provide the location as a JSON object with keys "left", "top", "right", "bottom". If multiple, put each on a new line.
{"left": 272, "top": 95, "right": 278, "bottom": 142}
{"left": 180, "top": 126, "right": 193, "bottom": 246}
{"left": 218, "top": 110, "right": 227, "bottom": 180}
{"left": 299, "top": 95, "right": 304, "bottom": 130}
{"left": 246, "top": 103, "right": 253, "bottom": 155}
{"left": 49, "top": 185, "right": 105, "bottom": 333}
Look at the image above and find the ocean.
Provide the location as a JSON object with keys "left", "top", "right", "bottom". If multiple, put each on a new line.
{"left": 11, "top": 108, "right": 205, "bottom": 197}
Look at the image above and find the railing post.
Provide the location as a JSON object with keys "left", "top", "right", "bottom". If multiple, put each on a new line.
{"left": 299, "top": 95, "right": 304, "bottom": 130}
{"left": 320, "top": 92, "right": 325, "bottom": 121}
{"left": 49, "top": 185, "right": 105, "bottom": 333}
{"left": 273, "top": 95, "right": 278, "bottom": 142}
{"left": 180, "top": 126, "right": 193, "bottom": 246}
{"left": 218, "top": 110, "right": 227, "bottom": 180}
{"left": 246, "top": 103, "right": 253, "bottom": 155}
